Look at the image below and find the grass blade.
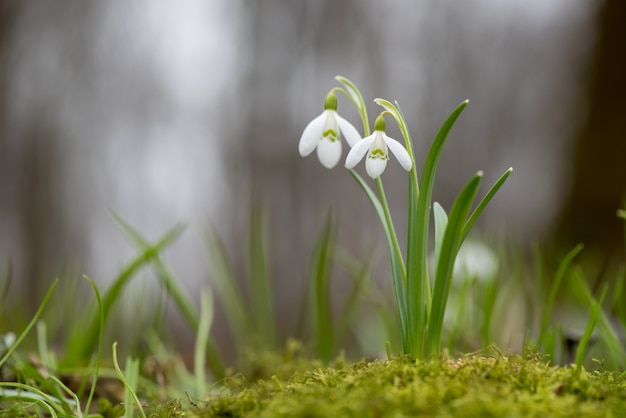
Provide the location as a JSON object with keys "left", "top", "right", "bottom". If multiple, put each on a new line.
{"left": 538, "top": 243, "right": 584, "bottom": 348}
{"left": 81, "top": 275, "right": 104, "bottom": 416}
{"left": 71, "top": 221, "right": 185, "bottom": 361}
{"left": 575, "top": 282, "right": 607, "bottom": 367}
{"left": 112, "top": 342, "right": 145, "bottom": 418}
{"left": 194, "top": 288, "right": 213, "bottom": 398}
{"left": 204, "top": 225, "right": 250, "bottom": 350}
{"left": 0, "top": 279, "right": 57, "bottom": 369}
{"left": 309, "top": 213, "right": 337, "bottom": 362}
{"left": 110, "top": 213, "right": 225, "bottom": 379}
{"left": 248, "top": 201, "right": 277, "bottom": 349}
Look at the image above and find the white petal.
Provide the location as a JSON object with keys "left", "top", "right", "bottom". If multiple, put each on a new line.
{"left": 366, "top": 156, "right": 387, "bottom": 179}
{"left": 336, "top": 114, "right": 362, "bottom": 147}
{"left": 345, "top": 136, "right": 374, "bottom": 169}
{"left": 384, "top": 134, "right": 413, "bottom": 172}
{"left": 298, "top": 113, "right": 325, "bottom": 157}
{"left": 317, "top": 137, "right": 342, "bottom": 168}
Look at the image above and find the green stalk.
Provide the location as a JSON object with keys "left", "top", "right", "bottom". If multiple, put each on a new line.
{"left": 350, "top": 169, "right": 409, "bottom": 353}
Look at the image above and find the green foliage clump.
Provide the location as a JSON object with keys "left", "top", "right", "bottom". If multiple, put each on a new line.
{"left": 199, "top": 351, "right": 626, "bottom": 418}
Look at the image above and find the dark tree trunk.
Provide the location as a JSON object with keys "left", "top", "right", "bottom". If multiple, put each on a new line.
{"left": 552, "top": 0, "right": 626, "bottom": 266}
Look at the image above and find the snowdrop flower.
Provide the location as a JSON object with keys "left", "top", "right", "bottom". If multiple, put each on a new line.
{"left": 299, "top": 92, "right": 362, "bottom": 169}
{"left": 345, "top": 115, "right": 412, "bottom": 179}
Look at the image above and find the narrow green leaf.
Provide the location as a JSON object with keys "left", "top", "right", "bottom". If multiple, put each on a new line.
{"left": 538, "top": 243, "right": 584, "bottom": 348}
{"left": 248, "top": 202, "right": 277, "bottom": 349}
{"left": 410, "top": 100, "right": 469, "bottom": 359}
{"left": 309, "top": 213, "right": 336, "bottom": 362}
{"left": 111, "top": 343, "right": 145, "bottom": 418}
{"left": 0, "top": 279, "right": 57, "bottom": 369}
{"left": 107, "top": 214, "right": 225, "bottom": 379}
{"left": 81, "top": 275, "right": 104, "bottom": 417}
{"left": 72, "top": 220, "right": 185, "bottom": 361}
{"left": 462, "top": 167, "right": 512, "bottom": 242}
{"left": 194, "top": 288, "right": 213, "bottom": 398}
{"left": 427, "top": 172, "right": 482, "bottom": 356}
{"left": 204, "top": 225, "right": 250, "bottom": 349}
{"left": 575, "top": 282, "right": 607, "bottom": 367}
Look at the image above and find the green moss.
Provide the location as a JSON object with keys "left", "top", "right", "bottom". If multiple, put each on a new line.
{"left": 198, "top": 350, "right": 626, "bottom": 417}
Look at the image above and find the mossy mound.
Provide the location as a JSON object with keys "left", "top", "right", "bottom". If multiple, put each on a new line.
{"left": 199, "top": 351, "right": 626, "bottom": 417}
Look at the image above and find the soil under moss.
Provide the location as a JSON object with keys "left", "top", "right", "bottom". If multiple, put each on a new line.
{"left": 195, "top": 350, "right": 626, "bottom": 418}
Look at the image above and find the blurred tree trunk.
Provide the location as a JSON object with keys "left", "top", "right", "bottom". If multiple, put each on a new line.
{"left": 552, "top": 0, "right": 626, "bottom": 267}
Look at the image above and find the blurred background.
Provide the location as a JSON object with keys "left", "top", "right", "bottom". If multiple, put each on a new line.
{"left": 1, "top": 0, "right": 625, "bottom": 358}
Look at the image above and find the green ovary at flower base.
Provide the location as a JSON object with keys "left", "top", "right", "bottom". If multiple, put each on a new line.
{"left": 345, "top": 114, "right": 412, "bottom": 179}
{"left": 299, "top": 91, "right": 362, "bottom": 169}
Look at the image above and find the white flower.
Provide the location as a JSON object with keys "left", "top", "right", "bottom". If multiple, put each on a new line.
{"left": 299, "top": 93, "right": 361, "bottom": 169}
{"left": 344, "top": 117, "right": 412, "bottom": 179}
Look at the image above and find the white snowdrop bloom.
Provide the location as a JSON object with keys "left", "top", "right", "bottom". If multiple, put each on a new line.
{"left": 345, "top": 115, "right": 412, "bottom": 179}
{"left": 299, "top": 92, "right": 361, "bottom": 169}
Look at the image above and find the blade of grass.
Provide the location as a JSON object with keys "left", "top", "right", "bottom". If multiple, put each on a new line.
{"left": 538, "top": 243, "right": 584, "bottom": 348}
{"left": 0, "top": 383, "right": 64, "bottom": 416}
{"left": 81, "top": 275, "right": 104, "bottom": 416}
{"left": 248, "top": 201, "right": 277, "bottom": 349}
{"left": 71, "top": 222, "right": 185, "bottom": 361}
{"left": 349, "top": 169, "right": 409, "bottom": 353}
{"left": 309, "top": 213, "right": 337, "bottom": 362}
{"left": 203, "top": 225, "right": 250, "bottom": 350}
{"left": 110, "top": 213, "right": 225, "bottom": 379}
{"left": 0, "top": 279, "right": 58, "bottom": 369}
{"left": 112, "top": 342, "right": 145, "bottom": 418}
{"left": 333, "top": 247, "right": 377, "bottom": 349}
{"left": 575, "top": 282, "right": 608, "bottom": 367}
{"left": 570, "top": 266, "right": 626, "bottom": 368}
{"left": 194, "top": 288, "right": 213, "bottom": 398}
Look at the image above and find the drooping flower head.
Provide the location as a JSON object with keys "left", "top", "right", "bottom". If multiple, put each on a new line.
{"left": 345, "top": 114, "right": 412, "bottom": 179}
{"left": 299, "top": 92, "right": 362, "bottom": 169}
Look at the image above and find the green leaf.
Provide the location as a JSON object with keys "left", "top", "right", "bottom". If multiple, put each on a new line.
{"left": 538, "top": 243, "right": 584, "bottom": 348}
{"left": 575, "top": 281, "right": 607, "bottom": 367}
{"left": 71, "top": 218, "right": 185, "bottom": 361}
{"left": 409, "top": 100, "right": 469, "bottom": 359}
{"left": 462, "top": 167, "right": 512, "bottom": 243}
{"left": 427, "top": 172, "right": 482, "bottom": 357}
{"left": 308, "top": 213, "right": 337, "bottom": 362}
{"left": 248, "top": 201, "right": 277, "bottom": 349}
{"left": 204, "top": 224, "right": 250, "bottom": 349}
